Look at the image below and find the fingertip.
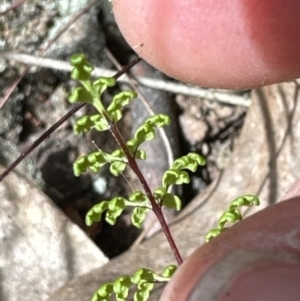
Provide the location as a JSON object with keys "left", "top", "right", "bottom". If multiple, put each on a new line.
{"left": 113, "top": 0, "right": 300, "bottom": 89}
{"left": 189, "top": 250, "right": 300, "bottom": 301}
{"left": 160, "top": 198, "right": 300, "bottom": 301}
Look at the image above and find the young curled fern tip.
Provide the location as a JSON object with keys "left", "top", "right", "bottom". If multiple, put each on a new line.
{"left": 73, "top": 151, "right": 109, "bottom": 176}
{"left": 85, "top": 201, "right": 109, "bottom": 226}
{"left": 69, "top": 54, "right": 116, "bottom": 108}
{"left": 70, "top": 53, "right": 94, "bottom": 81}
{"left": 91, "top": 282, "right": 114, "bottom": 301}
{"left": 129, "top": 191, "right": 149, "bottom": 203}
{"left": 228, "top": 194, "right": 260, "bottom": 211}
{"left": 86, "top": 192, "right": 152, "bottom": 228}
{"left": 161, "top": 264, "right": 177, "bottom": 278}
{"left": 73, "top": 148, "right": 128, "bottom": 177}
{"left": 162, "top": 169, "right": 190, "bottom": 187}
{"left": 205, "top": 228, "right": 222, "bottom": 242}
{"left": 161, "top": 153, "right": 205, "bottom": 189}
{"left": 113, "top": 276, "right": 133, "bottom": 300}
{"left": 128, "top": 114, "right": 171, "bottom": 150}
{"left": 172, "top": 152, "right": 206, "bottom": 172}
{"left": 85, "top": 196, "right": 127, "bottom": 226}
{"left": 218, "top": 210, "right": 243, "bottom": 229}
{"left": 73, "top": 114, "right": 109, "bottom": 134}
{"left": 107, "top": 90, "right": 138, "bottom": 122}
{"left": 93, "top": 77, "right": 116, "bottom": 95}
{"left": 205, "top": 195, "right": 260, "bottom": 242}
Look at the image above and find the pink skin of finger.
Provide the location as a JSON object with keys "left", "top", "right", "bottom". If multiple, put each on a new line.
{"left": 112, "top": 0, "right": 300, "bottom": 89}
{"left": 159, "top": 197, "right": 300, "bottom": 301}
{"left": 187, "top": 249, "right": 300, "bottom": 301}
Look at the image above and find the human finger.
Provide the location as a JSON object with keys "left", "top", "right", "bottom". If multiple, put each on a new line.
{"left": 159, "top": 197, "right": 300, "bottom": 301}
{"left": 112, "top": 0, "right": 300, "bottom": 89}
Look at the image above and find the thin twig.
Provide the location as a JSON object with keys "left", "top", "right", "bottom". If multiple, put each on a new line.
{"left": 0, "top": 0, "right": 26, "bottom": 16}
{"left": 112, "top": 56, "right": 142, "bottom": 80}
{"left": 0, "top": 69, "right": 29, "bottom": 108}
{"left": 0, "top": 103, "right": 84, "bottom": 182}
{"left": 1, "top": 52, "right": 251, "bottom": 107}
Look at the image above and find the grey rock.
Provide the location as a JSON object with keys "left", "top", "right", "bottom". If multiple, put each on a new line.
{"left": 0, "top": 165, "right": 107, "bottom": 301}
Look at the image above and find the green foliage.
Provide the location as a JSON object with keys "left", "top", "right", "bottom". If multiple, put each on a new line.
{"left": 205, "top": 195, "right": 260, "bottom": 242}
{"left": 69, "top": 54, "right": 237, "bottom": 301}
{"left": 107, "top": 90, "right": 138, "bottom": 122}
{"left": 74, "top": 114, "right": 109, "bottom": 134}
{"left": 70, "top": 53, "right": 94, "bottom": 82}
{"left": 73, "top": 149, "right": 127, "bottom": 177}
{"left": 91, "top": 265, "right": 177, "bottom": 301}
{"left": 162, "top": 153, "right": 206, "bottom": 188}
{"left": 69, "top": 53, "right": 131, "bottom": 116}
{"left": 127, "top": 114, "right": 171, "bottom": 151}
{"left": 86, "top": 191, "right": 151, "bottom": 228}
{"left": 69, "top": 55, "right": 206, "bottom": 227}
{"left": 67, "top": 53, "right": 266, "bottom": 301}
{"left": 69, "top": 54, "right": 262, "bottom": 301}
{"left": 84, "top": 151, "right": 206, "bottom": 229}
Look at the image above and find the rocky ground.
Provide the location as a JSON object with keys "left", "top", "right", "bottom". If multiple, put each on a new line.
{"left": 0, "top": 1, "right": 271, "bottom": 301}
{"left": 0, "top": 0, "right": 249, "bottom": 256}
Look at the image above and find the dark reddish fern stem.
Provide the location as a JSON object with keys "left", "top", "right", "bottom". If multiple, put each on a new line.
{"left": 0, "top": 0, "right": 27, "bottom": 16}
{"left": 0, "top": 103, "right": 85, "bottom": 182}
{"left": 103, "top": 111, "right": 183, "bottom": 265}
